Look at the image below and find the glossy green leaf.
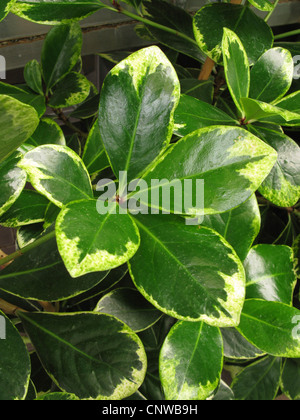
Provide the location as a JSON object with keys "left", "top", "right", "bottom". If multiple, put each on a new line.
{"left": 221, "top": 328, "right": 264, "bottom": 360}
{"left": 222, "top": 28, "right": 250, "bottom": 115}
{"left": 193, "top": 4, "right": 273, "bottom": 65}
{"left": 159, "top": 321, "right": 223, "bottom": 400}
{"left": 241, "top": 97, "right": 300, "bottom": 126}
{"left": 12, "top": 0, "right": 104, "bottom": 24}
{"left": 0, "top": 232, "right": 108, "bottom": 301}
{"left": 96, "top": 288, "right": 162, "bottom": 332}
{"left": 27, "top": 118, "right": 66, "bottom": 147}
{"left": 247, "top": 0, "right": 274, "bottom": 12}
{"left": 0, "top": 189, "right": 49, "bottom": 227}
{"left": 0, "top": 95, "right": 39, "bottom": 163}
{"left": 142, "top": 0, "right": 205, "bottom": 63}
{"left": 174, "top": 95, "right": 239, "bottom": 137}
{"left": 18, "top": 145, "right": 93, "bottom": 208}
{"left": 244, "top": 244, "right": 296, "bottom": 305}
{"left": 180, "top": 79, "right": 214, "bottom": 103}
{"left": 0, "top": 310, "right": 31, "bottom": 400}
{"left": 231, "top": 356, "right": 282, "bottom": 400}
{"left": 202, "top": 195, "right": 261, "bottom": 262}
{"left": 24, "top": 59, "right": 44, "bottom": 95}
{"left": 129, "top": 214, "right": 245, "bottom": 327}
{"left": 42, "top": 22, "right": 82, "bottom": 90}
{"left": 48, "top": 72, "right": 90, "bottom": 108}
{"left": 250, "top": 48, "right": 294, "bottom": 104}
{"left": 140, "top": 126, "right": 277, "bottom": 216}
{"left": 0, "top": 82, "right": 46, "bottom": 117}
{"left": 17, "top": 223, "right": 45, "bottom": 248}
{"left": 18, "top": 311, "right": 147, "bottom": 400}
{"left": 35, "top": 392, "right": 79, "bottom": 400}
{"left": 67, "top": 264, "right": 128, "bottom": 310}
{"left": 275, "top": 90, "right": 300, "bottom": 114}
{"left": 25, "top": 380, "right": 37, "bottom": 400}
{"left": 70, "top": 92, "right": 100, "bottom": 120}
{"left": 237, "top": 299, "right": 300, "bottom": 358}
{"left": 82, "top": 119, "right": 109, "bottom": 176}
{"left": 249, "top": 125, "right": 300, "bottom": 207}
{"left": 43, "top": 202, "right": 60, "bottom": 229}
{"left": 0, "top": 0, "right": 16, "bottom": 21}
{"left": 0, "top": 152, "right": 27, "bottom": 217}
{"left": 281, "top": 359, "right": 300, "bottom": 400}
{"left": 99, "top": 46, "right": 180, "bottom": 182}
{"left": 56, "top": 199, "right": 140, "bottom": 277}
{"left": 275, "top": 42, "right": 300, "bottom": 57}
{"left": 212, "top": 380, "right": 234, "bottom": 401}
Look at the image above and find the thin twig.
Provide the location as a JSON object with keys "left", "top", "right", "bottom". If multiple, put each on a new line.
{"left": 38, "top": 301, "right": 56, "bottom": 313}
{"left": 52, "top": 108, "right": 88, "bottom": 139}
{"left": 0, "top": 298, "right": 27, "bottom": 316}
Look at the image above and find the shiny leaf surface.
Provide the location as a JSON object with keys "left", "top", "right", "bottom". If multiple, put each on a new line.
{"left": 0, "top": 152, "right": 27, "bottom": 217}
{"left": 82, "top": 119, "right": 109, "bottom": 176}
{"left": 26, "top": 118, "right": 66, "bottom": 147}
{"left": 221, "top": 327, "right": 264, "bottom": 360}
{"left": 56, "top": 199, "right": 140, "bottom": 277}
{"left": 247, "top": 0, "right": 274, "bottom": 12}
{"left": 48, "top": 72, "right": 90, "bottom": 108}
{"left": 249, "top": 125, "right": 300, "bottom": 207}
{"left": 202, "top": 195, "right": 261, "bottom": 262}
{"left": 41, "top": 22, "right": 82, "bottom": 90}
{"left": 0, "top": 0, "right": 16, "bottom": 21}
{"left": 241, "top": 97, "right": 300, "bottom": 126}
{"left": 159, "top": 321, "right": 223, "bottom": 400}
{"left": 244, "top": 244, "right": 296, "bottom": 305}
{"left": 18, "top": 311, "right": 147, "bottom": 400}
{"left": 281, "top": 359, "right": 300, "bottom": 400}
{"left": 140, "top": 126, "right": 277, "bottom": 215}
{"left": 0, "top": 95, "right": 39, "bottom": 163}
{"left": 24, "top": 59, "right": 44, "bottom": 95}
{"left": 12, "top": 0, "right": 103, "bottom": 24}
{"left": 99, "top": 46, "right": 180, "bottom": 182}
{"left": 143, "top": 0, "right": 205, "bottom": 63}
{"left": 0, "top": 189, "right": 49, "bottom": 227}
{"left": 0, "top": 82, "right": 46, "bottom": 118}
{"left": 0, "top": 232, "right": 108, "bottom": 301}
{"left": 0, "top": 311, "right": 31, "bottom": 400}
{"left": 174, "top": 95, "right": 239, "bottom": 137}
{"left": 19, "top": 145, "right": 93, "bottom": 208}
{"left": 238, "top": 299, "right": 300, "bottom": 358}
{"left": 129, "top": 214, "right": 245, "bottom": 327}
{"left": 193, "top": 4, "right": 273, "bottom": 65}
{"left": 96, "top": 288, "right": 162, "bottom": 332}
{"left": 249, "top": 48, "right": 294, "bottom": 104}
{"left": 231, "top": 356, "right": 282, "bottom": 400}
{"left": 222, "top": 28, "right": 250, "bottom": 115}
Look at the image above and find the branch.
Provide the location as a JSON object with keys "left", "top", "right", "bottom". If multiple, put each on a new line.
{"left": 0, "top": 298, "right": 27, "bottom": 316}
{"left": 0, "top": 230, "right": 56, "bottom": 268}
{"left": 52, "top": 108, "right": 88, "bottom": 139}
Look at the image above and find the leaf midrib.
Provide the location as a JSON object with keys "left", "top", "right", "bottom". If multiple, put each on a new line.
{"left": 123, "top": 65, "right": 151, "bottom": 175}
{"left": 37, "top": 166, "right": 93, "bottom": 201}
{"left": 134, "top": 218, "right": 232, "bottom": 316}
{"left": 177, "top": 322, "right": 204, "bottom": 396}
{"left": 20, "top": 313, "right": 137, "bottom": 383}
{"left": 238, "top": 357, "right": 279, "bottom": 400}
{"left": 0, "top": 261, "right": 62, "bottom": 280}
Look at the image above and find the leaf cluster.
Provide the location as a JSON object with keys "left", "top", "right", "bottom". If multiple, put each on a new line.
{"left": 0, "top": 0, "right": 300, "bottom": 401}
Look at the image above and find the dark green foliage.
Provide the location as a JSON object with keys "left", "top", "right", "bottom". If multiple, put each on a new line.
{"left": 0, "top": 0, "right": 300, "bottom": 401}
